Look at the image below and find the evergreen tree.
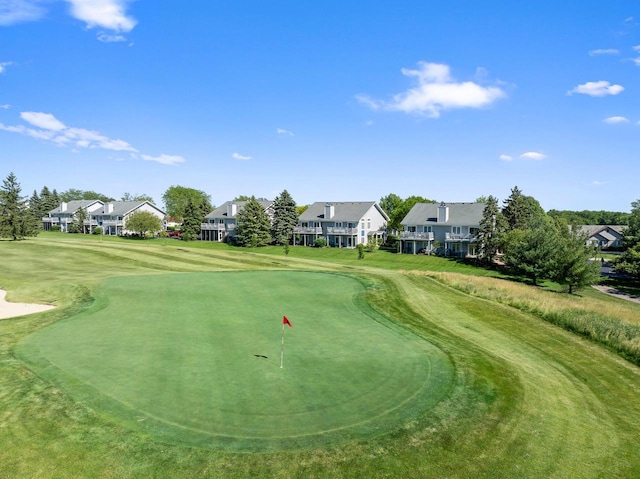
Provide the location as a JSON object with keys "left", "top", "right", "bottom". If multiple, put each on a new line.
{"left": 622, "top": 199, "right": 640, "bottom": 249}
{"left": 502, "top": 186, "right": 544, "bottom": 230}
{"left": 615, "top": 199, "right": 640, "bottom": 278}
{"left": 271, "top": 190, "right": 298, "bottom": 245}
{"left": 39, "top": 186, "right": 59, "bottom": 218}
{"left": 551, "top": 219, "right": 601, "bottom": 294}
{"left": 29, "top": 189, "right": 42, "bottom": 223}
{"left": 181, "top": 198, "right": 203, "bottom": 241}
{"left": 71, "top": 206, "right": 88, "bottom": 234}
{"left": 235, "top": 196, "right": 271, "bottom": 247}
{"left": 477, "top": 195, "right": 506, "bottom": 264}
{"left": 502, "top": 214, "right": 559, "bottom": 285}
{"left": 0, "top": 172, "right": 39, "bottom": 240}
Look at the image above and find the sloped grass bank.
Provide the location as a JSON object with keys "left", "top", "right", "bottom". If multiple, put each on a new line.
{"left": 423, "top": 272, "right": 640, "bottom": 365}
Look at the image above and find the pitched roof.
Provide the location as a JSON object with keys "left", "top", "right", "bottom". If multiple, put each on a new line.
{"left": 401, "top": 202, "right": 485, "bottom": 225}
{"left": 204, "top": 200, "right": 273, "bottom": 220}
{"left": 579, "top": 225, "right": 625, "bottom": 238}
{"left": 48, "top": 200, "right": 103, "bottom": 214}
{"left": 299, "top": 202, "right": 389, "bottom": 222}
{"left": 93, "top": 201, "right": 165, "bottom": 216}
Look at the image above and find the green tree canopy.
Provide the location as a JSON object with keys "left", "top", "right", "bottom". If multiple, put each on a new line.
{"left": 551, "top": 218, "right": 601, "bottom": 293}
{"left": 181, "top": 198, "right": 203, "bottom": 241}
{"left": 162, "top": 185, "right": 212, "bottom": 221}
{"left": 59, "top": 188, "right": 114, "bottom": 203}
{"left": 122, "top": 192, "right": 155, "bottom": 203}
{"left": 379, "top": 193, "right": 403, "bottom": 228}
{"left": 477, "top": 195, "right": 506, "bottom": 264}
{"left": 0, "top": 172, "right": 39, "bottom": 240}
{"left": 502, "top": 214, "right": 559, "bottom": 285}
{"left": 125, "top": 211, "right": 163, "bottom": 238}
{"left": 547, "top": 209, "right": 630, "bottom": 226}
{"left": 271, "top": 190, "right": 298, "bottom": 245}
{"left": 235, "top": 196, "right": 272, "bottom": 247}
{"left": 387, "top": 195, "right": 436, "bottom": 231}
{"left": 502, "top": 186, "right": 545, "bottom": 230}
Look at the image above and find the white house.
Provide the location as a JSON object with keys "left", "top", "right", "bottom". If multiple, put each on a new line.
{"left": 200, "top": 199, "right": 274, "bottom": 242}
{"left": 93, "top": 201, "right": 166, "bottom": 235}
{"left": 43, "top": 200, "right": 105, "bottom": 232}
{"left": 294, "top": 202, "right": 388, "bottom": 247}
{"left": 400, "top": 202, "right": 485, "bottom": 256}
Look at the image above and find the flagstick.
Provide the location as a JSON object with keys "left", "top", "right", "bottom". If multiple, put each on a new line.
{"left": 280, "top": 322, "right": 285, "bottom": 368}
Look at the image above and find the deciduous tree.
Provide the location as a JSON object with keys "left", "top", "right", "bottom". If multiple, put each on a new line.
{"left": 125, "top": 211, "right": 163, "bottom": 238}
{"left": 551, "top": 219, "right": 601, "bottom": 293}
{"left": 162, "top": 185, "right": 212, "bottom": 221}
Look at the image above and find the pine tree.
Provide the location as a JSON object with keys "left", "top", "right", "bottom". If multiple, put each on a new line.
{"left": 235, "top": 196, "right": 272, "bottom": 247}
{"left": 477, "top": 195, "right": 505, "bottom": 264}
{"left": 502, "top": 186, "right": 544, "bottom": 230}
{"left": 181, "top": 198, "right": 203, "bottom": 241}
{"left": 551, "top": 219, "right": 601, "bottom": 294}
{"left": 0, "top": 172, "right": 39, "bottom": 240}
{"left": 271, "top": 190, "right": 298, "bottom": 245}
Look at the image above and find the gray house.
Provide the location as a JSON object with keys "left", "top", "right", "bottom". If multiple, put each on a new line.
{"left": 43, "top": 200, "right": 104, "bottom": 232}
{"left": 400, "top": 202, "right": 485, "bottom": 256}
{"left": 200, "top": 199, "right": 274, "bottom": 242}
{"left": 579, "top": 225, "right": 624, "bottom": 250}
{"left": 294, "top": 202, "right": 388, "bottom": 247}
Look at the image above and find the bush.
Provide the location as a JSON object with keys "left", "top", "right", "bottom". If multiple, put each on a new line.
{"left": 313, "top": 238, "right": 327, "bottom": 248}
{"left": 92, "top": 227, "right": 103, "bottom": 235}
{"left": 357, "top": 243, "right": 365, "bottom": 259}
{"left": 50, "top": 225, "right": 60, "bottom": 232}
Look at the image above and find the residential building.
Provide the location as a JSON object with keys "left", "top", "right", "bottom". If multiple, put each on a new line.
{"left": 400, "top": 202, "right": 485, "bottom": 256}
{"left": 579, "top": 225, "right": 625, "bottom": 250}
{"left": 93, "top": 201, "right": 166, "bottom": 235}
{"left": 42, "top": 200, "right": 104, "bottom": 232}
{"left": 200, "top": 199, "right": 274, "bottom": 242}
{"left": 294, "top": 202, "right": 388, "bottom": 247}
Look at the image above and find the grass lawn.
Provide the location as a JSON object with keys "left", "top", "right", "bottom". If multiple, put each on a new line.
{"left": 2, "top": 234, "right": 640, "bottom": 478}
{"left": 17, "top": 271, "right": 452, "bottom": 450}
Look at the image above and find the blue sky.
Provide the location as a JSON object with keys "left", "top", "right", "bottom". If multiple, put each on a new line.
{"left": 1, "top": 1, "right": 638, "bottom": 212}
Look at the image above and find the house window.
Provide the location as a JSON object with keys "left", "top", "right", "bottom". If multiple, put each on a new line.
{"left": 302, "top": 222, "right": 308, "bottom": 227}
{"left": 367, "top": 218, "right": 371, "bottom": 229}
{"left": 408, "top": 226, "right": 416, "bottom": 232}
{"left": 470, "top": 227, "right": 479, "bottom": 236}
{"left": 336, "top": 222, "right": 342, "bottom": 227}
{"left": 424, "top": 226, "right": 432, "bottom": 233}
{"left": 452, "top": 226, "right": 461, "bottom": 235}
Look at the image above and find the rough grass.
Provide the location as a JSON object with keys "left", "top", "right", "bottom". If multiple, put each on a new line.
{"left": 423, "top": 272, "right": 640, "bottom": 364}
{"left": 1, "top": 234, "right": 640, "bottom": 478}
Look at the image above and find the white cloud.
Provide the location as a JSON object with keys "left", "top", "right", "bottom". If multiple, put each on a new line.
{"left": 625, "top": 17, "right": 634, "bottom": 23}
{"left": 520, "top": 152, "right": 547, "bottom": 160}
{"left": 0, "top": 0, "right": 46, "bottom": 26}
{"left": 634, "top": 45, "right": 640, "bottom": 52}
{"left": 356, "top": 61, "right": 506, "bottom": 118}
{"left": 567, "top": 81, "right": 624, "bottom": 97}
{"left": 140, "top": 154, "right": 185, "bottom": 166}
{"left": 499, "top": 154, "right": 513, "bottom": 161}
{"left": 603, "top": 116, "right": 629, "bottom": 124}
{"left": 588, "top": 48, "right": 620, "bottom": 56}
{"left": 0, "top": 61, "right": 12, "bottom": 73}
{"left": 0, "top": 111, "right": 184, "bottom": 165}
{"left": 0, "top": 104, "right": 10, "bottom": 109}
{"left": 592, "top": 180, "right": 606, "bottom": 186}
{"left": 65, "top": 0, "right": 137, "bottom": 32}
{"left": 97, "top": 31, "right": 126, "bottom": 42}
{"left": 276, "top": 128, "right": 294, "bottom": 136}
{"left": 20, "top": 111, "right": 67, "bottom": 130}
{"left": 232, "top": 152, "right": 252, "bottom": 160}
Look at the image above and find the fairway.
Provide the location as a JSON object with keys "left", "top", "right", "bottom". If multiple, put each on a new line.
{"left": 17, "top": 270, "right": 453, "bottom": 450}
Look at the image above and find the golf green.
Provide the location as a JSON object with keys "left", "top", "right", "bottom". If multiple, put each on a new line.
{"left": 18, "top": 271, "right": 453, "bottom": 450}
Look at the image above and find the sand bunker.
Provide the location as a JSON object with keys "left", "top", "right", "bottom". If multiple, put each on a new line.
{"left": 0, "top": 289, "right": 55, "bottom": 320}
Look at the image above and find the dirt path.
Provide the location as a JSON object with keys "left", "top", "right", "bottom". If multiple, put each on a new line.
{"left": 592, "top": 284, "right": 640, "bottom": 304}
{"left": 0, "top": 289, "right": 55, "bottom": 320}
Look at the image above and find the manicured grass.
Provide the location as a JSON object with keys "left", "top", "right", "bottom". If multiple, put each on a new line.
{"left": 17, "top": 271, "right": 452, "bottom": 450}
{"left": 2, "top": 234, "right": 640, "bottom": 478}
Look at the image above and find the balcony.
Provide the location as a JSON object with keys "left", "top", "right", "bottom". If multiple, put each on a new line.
{"left": 201, "top": 223, "right": 227, "bottom": 231}
{"left": 445, "top": 233, "right": 477, "bottom": 242}
{"left": 400, "top": 231, "right": 434, "bottom": 241}
{"left": 294, "top": 226, "right": 323, "bottom": 234}
{"left": 101, "top": 220, "right": 124, "bottom": 227}
{"left": 326, "top": 226, "right": 358, "bottom": 235}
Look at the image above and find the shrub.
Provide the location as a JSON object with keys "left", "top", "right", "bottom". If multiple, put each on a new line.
{"left": 313, "top": 238, "right": 327, "bottom": 248}
{"left": 50, "top": 225, "right": 60, "bottom": 232}
{"left": 92, "top": 227, "right": 103, "bottom": 235}
{"left": 357, "top": 243, "right": 365, "bottom": 259}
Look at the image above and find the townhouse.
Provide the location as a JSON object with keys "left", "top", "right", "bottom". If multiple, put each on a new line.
{"left": 200, "top": 199, "right": 274, "bottom": 242}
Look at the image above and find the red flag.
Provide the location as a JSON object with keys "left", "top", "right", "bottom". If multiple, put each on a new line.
{"left": 283, "top": 316, "right": 293, "bottom": 328}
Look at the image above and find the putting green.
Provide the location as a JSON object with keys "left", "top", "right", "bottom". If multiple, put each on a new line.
{"left": 18, "top": 271, "right": 453, "bottom": 450}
